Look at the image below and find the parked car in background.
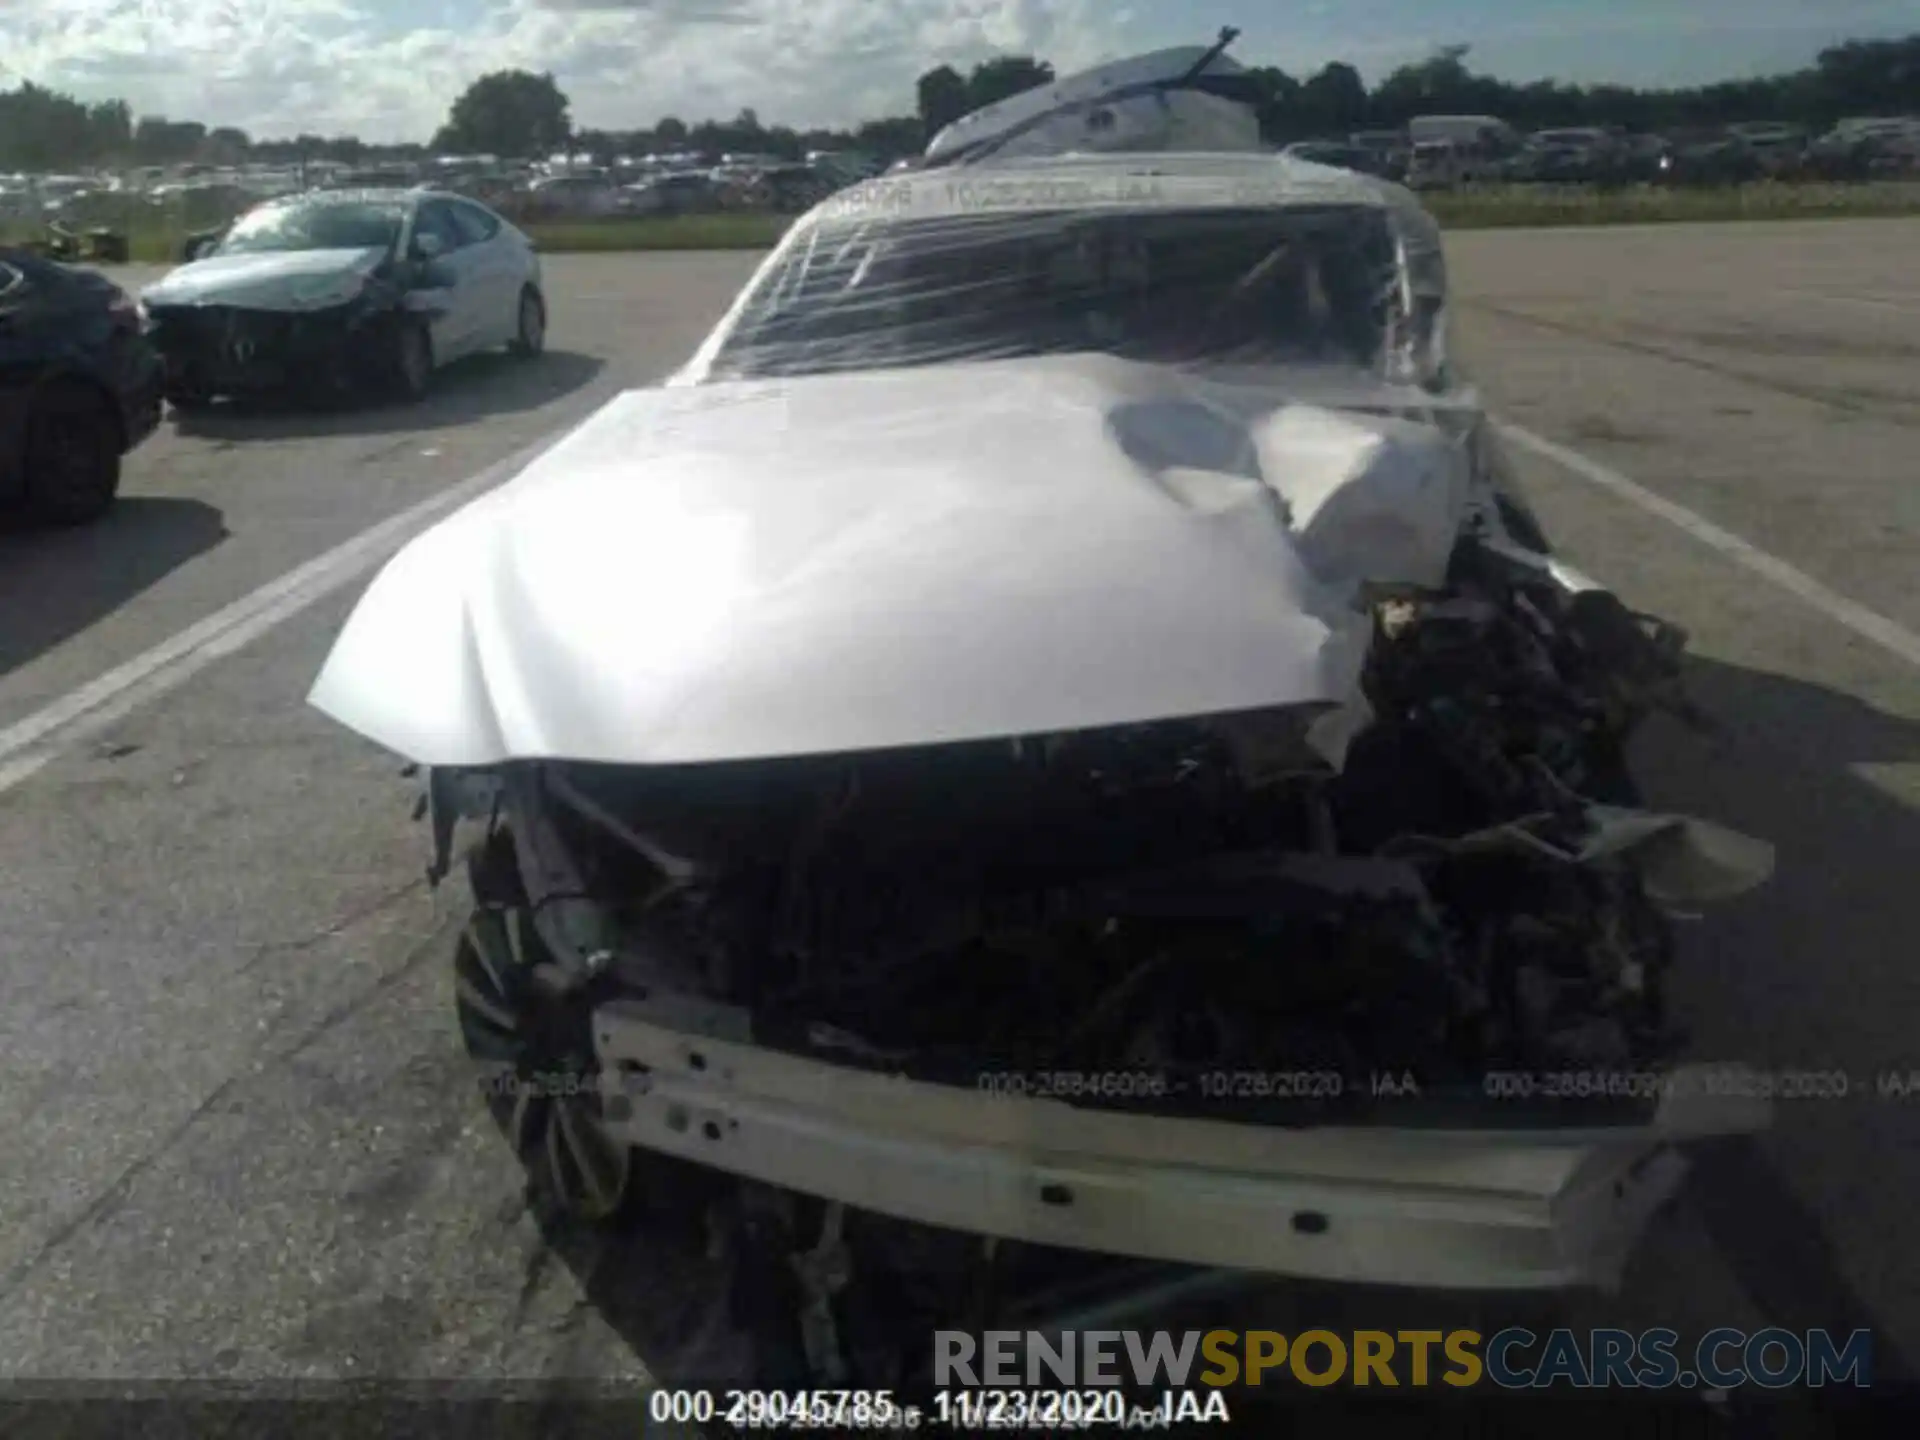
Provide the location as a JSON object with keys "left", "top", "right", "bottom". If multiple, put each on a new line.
{"left": 424, "top": 153, "right": 502, "bottom": 190}
{"left": 708, "top": 164, "right": 772, "bottom": 208}
{"left": 754, "top": 163, "right": 839, "bottom": 213}
{"left": 1280, "top": 141, "right": 1393, "bottom": 178}
{"left": 1408, "top": 115, "right": 1521, "bottom": 159}
{"left": 29, "top": 176, "right": 96, "bottom": 215}
{"left": 1657, "top": 130, "right": 1766, "bottom": 186}
{"left": 1619, "top": 133, "right": 1672, "bottom": 182}
{"left": 1868, "top": 123, "right": 1920, "bottom": 175}
{"left": 138, "top": 188, "right": 546, "bottom": 408}
{"left": 334, "top": 166, "right": 421, "bottom": 189}
{"left": 465, "top": 173, "right": 531, "bottom": 206}
{"left": 1726, "top": 123, "right": 1810, "bottom": 177}
{"left": 1510, "top": 128, "right": 1626, "bottom": 184}
{"left": 1808, "top": 117, "right": 1920, "bottom": 178}
{"left": 623, "top": 171, "right": 720, "bottom": 216}
{"left": 1348, "top": 129, "right": 1411, "bottom": 180}
{"left": 1406, "top": 116, "right": 1522, "bottom": 187}
{"left": 522, "top": 173, "right": 629, "bottom": 219}
{"left": 144, "top": 179, "right": 255, "bottom": 217}
{"left": 1406, "top": 139, "right": 1467, "bottom": 189}
{"left": 1, "top": 249, "right": 161, "bottom": 524}
{"left": 807, "top": 151, "right": 885, "bottom": 185}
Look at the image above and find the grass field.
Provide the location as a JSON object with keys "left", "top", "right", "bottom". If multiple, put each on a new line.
{"left": 531, "top": 180, "right": 1920, "bottom": 249}
{"left": 1425, "top": 179, "right": 1920, "bottom": 228}
{"left": 6, "top": 181, "right": 1918, "bottom": 263}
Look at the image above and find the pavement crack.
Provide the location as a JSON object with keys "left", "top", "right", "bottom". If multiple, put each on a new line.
{"left": 275, "top": 909, "right": 452, "bottom": 1070}
{"left": 239, "top": 875, "right": 432, "bottom": 973}
{"left": 0, "top": 912, "right": 450, "bottom": 1305}
{"left": 1462, "top": 300, "right": 1920, "bottom": 427}
{"left": 0, "top": 1068, "right": 247, "bottom": 1303}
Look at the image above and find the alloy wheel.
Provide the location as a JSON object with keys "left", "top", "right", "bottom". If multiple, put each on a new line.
{"left": 513, "top": 289, "right": 546, "bottom": 357}
{"left": 454, "top": 901, "right": 633, "bottom": 1222}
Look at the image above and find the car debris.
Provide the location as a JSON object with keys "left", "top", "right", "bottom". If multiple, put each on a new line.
{"left": 308, "top": 37, "right": 1776, "bottom": 1386}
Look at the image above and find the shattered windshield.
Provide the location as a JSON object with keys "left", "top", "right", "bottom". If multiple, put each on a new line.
{"left": 215, "top": 198, "right": 407, "bottom": 255}
{"left": 711, "top": 206, "right": 1407, "bottom": 380}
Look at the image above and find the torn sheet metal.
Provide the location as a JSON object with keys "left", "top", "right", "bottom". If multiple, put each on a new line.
{"left": 310, "top": 354, "right": 1478, "bottom": 768}
{"left": 1392, "top": 809, "right": 1777, "bottom": 905}
{"left": 1572, "top": 807, "right": 1778, "bottom": 904}
{"left": 1250, "top": 404, "right": 1469, "bottom": 592}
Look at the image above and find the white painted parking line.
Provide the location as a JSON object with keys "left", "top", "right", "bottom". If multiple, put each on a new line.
{"left": 1776, "top": 288, "right": 1920, "bottom": 315}
{"left": 1498, "top": 420, "right": 1920, "bottom": 671}
{"left": 0, "top": 433, "right": 558, "bottom": 798}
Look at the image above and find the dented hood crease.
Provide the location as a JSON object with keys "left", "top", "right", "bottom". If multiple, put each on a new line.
{"left": 310, "top": 354, "right": 1479, "bottom": 766}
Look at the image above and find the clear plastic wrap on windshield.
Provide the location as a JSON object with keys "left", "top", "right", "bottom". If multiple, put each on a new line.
{"left": 685, "top": 163, "right": 1465, "bottom": 413}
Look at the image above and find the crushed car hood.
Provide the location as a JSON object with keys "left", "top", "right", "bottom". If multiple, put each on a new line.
{"left": 140, "top": 246, "right": 388, "bottom": 312}
{"left": 310, "top": 354, "right": 1481, "bottom": 767}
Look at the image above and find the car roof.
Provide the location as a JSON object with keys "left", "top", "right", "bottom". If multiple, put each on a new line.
{"left": 810, "top": 151, "right": 1417, "bottom": 227}
{"left": 0, "top": 249, "right": 116, "bottom": 311}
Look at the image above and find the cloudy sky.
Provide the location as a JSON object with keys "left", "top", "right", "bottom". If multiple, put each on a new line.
{"left": 1, "top": 0, "right": 1914, "bottom": 141}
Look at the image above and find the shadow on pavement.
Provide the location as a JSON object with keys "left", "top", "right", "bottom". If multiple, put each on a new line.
{"left": 167, "top": 349, "right": 606, "bottom": 443}
{"left": 524, "top": 1169, "right": 757, "bottom": 1387}
{"left": 1632, "top": 653, "right": 1920, "bottom": 1390}
{"left": 1643, "top": 652, "right": 1920, "bottom": 1067}
{"left": 0, "top": 496, "right": 229, "bottom": 679}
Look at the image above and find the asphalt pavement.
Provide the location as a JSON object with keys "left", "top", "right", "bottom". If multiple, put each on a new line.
{"left": 0, "top": 224, "right": 1915, "bottom": 1391}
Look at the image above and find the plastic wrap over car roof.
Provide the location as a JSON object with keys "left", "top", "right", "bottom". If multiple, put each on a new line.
{"left": 682, "top": 31, "right": 1453, "bottom": 395}
{"left": 678, "top": 153, "right": 1454, "bottom": 397}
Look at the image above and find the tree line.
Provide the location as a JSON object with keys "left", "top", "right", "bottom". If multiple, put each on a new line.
{"left": 3, "top": 34, "right": 1915, "bottom": 173}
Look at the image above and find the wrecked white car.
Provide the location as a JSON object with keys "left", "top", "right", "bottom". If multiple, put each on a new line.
{"left": 310, "top": 119, "right": 1775, "bottom": 1375}
{"left": 140, "top": 188, "right": 547, "bottom": 408}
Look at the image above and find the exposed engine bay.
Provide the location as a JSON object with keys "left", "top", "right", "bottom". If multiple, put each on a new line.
{"left": 449, "top": 524, "right": 1764, "bottom": 1132}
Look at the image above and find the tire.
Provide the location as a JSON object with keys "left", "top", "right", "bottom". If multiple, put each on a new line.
{"left": 457, "top": 830, "right": 638, "bottom": 1227}
{"left": 508, "top": 286, "right": 546, "bottom": 359}
{"left": 22, "top": 381, "right": 120, "bottom": 526}
{"left": 388, "top": 320, "right": 433, "bottom": 403}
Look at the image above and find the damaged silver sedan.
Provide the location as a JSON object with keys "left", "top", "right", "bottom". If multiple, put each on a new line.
{"left": 309, "top": 148, "right": 1774, "bottom": 1360}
